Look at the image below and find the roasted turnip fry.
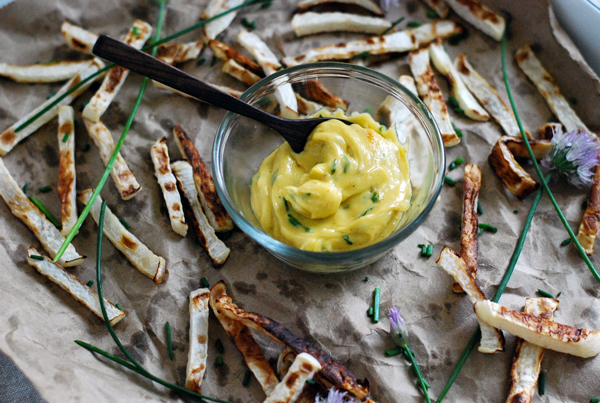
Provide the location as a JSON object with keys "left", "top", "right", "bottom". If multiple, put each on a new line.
{"left": 515, "top": 45, "right": 589, "bottom": 133}
{"left": 454, "top": 54, "right": 522, "bottom": 136}
{"left": 185, "top": 288, "right": 210, "bottom": 393}
{"left": 277, "top": 347, "right": 323, "bottom": 403}
{"left": 210, "top": 282, "right": 279, "bottom": 395}
{"left": 264, "top": 353, "right": 322, "bottom": 403}
{"left": 215, "top": 294, "right": 370, "bottom": 399}
{"left": 61, "top": 21, "right": 98, "bottom": 54}
{"left": 452, "top": 164, "right": 481, "bottom": 294}
{"left": 420, "top": 0, "right": 449, "bottom": 18}
{"left": 0, "top": 58, "right": 105, "bottom": 156}
{"left": 57, "top": 106, "right": 78, "bottom": 237}
{"left": 208, "top": 40, "right": 264, "bottom": 77}
{"left": 501, "top": 136, "right": 552, "bottom": 160}
{"left": 0, "top": 60, "right": 93, "bottom": 83}
{"left": 292, "top": 12, "right": 391, "bottom": 36}
{"left": 0, "top": 159, "right": 84, "bottom": 267}
{"left": 377, "top": 75, "right": 419, "bottom": 135}
{"left": 83, "top": 21, "right": 152, "bottom": 122}
{"left": 409, "top": 47, "right": 460, "bottom": 147}
{"left": 202, "top": 0, "right": 243, "bottom": 40}
{"left": 238, "top": 31, "right": 298, "bottom": 113}
{"left": 577, "top": 164, "right": 600, "bottom": 254}
{"left": 297, "top": 0, "right": 383, "bottom": 15}
{"left": 445, "top": 0, "right": 505, "bottom": 41}
{"left": 173, "top": 125, "right": 233, "bottom": 232}
{"left": 488, "top": 138, "right": 538, "bottom": 199}
{"left": 157, "top": 41, "right": 204, "bottom": 65}
{"left": 295, "top": 94, "right": 324, "bottom": 116}
{"left": 282, "top": 21, "right": 463, "bottom": 67}
{"left": 475, "top": 300, "right": 600, "bottom": 358}
{"left": 26, "top": 248, "right": 124, "bottom": 325}
{"left": 436, "top": 247, "right": 505, "bottom": 353}
{"left": 538, "top": 122, "right": 563, "bottom": 141}
{"left": 506, "top": 298, "right": 559, "bottom": 403}
{"left": 429, "top": 41, "right": 489, "bottom": 122}
{"left": 83, "top": 119, "right": 142, "bottom": 200}
{"left": 399, "top": 75, "right": 418, "bottom": 95}
{"left": 304, "top": 81, "right": 349, "bottom": 111}
{"left": 150, "top": 138, "right": 188, "bottom": 237}
{"left": 152, "top": 80, "right": 243, "bottom": 99}
{"left": 78, "top": 189, "right": 167, "bottom": 284}
{"left": 222, "top": 59, "right": 261, "bottom": 86}
{"left": 171, "top": 161, "right": 230, "bottom": 267}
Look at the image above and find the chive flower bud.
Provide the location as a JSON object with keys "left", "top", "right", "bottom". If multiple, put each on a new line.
{"left": 315, "top": 387, "right": 349, "bottom": 403}
{"left": 389, "top": 306, "right": 409, "bottom": 348}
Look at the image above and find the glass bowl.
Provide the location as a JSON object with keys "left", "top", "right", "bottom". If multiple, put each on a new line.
{"left": 213, "top": 63, "right": 444, "bottom": 273}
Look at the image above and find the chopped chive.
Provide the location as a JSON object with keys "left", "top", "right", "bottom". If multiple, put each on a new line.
{"left": 455, "top": 157, "right": 464, "bottom": 165}
{"left": 426, "top": 11, "right": 439, "bottom": 18}
{"left": 418, "top": 244, "right": 425, "bottom": 248}
{"left": 538, "top": 371, "right": 546, "bottom": 395}
{"left": 196, "top": 57, "right": 206, "bottom": 66}
{"left": 22, "top": 183, "right": 29, "bottom": 195}
{"left": 371, "top": 192, "right": 379, "bottom": 203}
{"left": 444, "top": 176, "right": 456, "bottom": 186}
{"left": 478, "top": 223, "right": 497, "bottom": 233}
{"left": 556, "top": 292, "right": 562, "bottom": 298}
{"left": 367, "top": 307, "right": 374, "bottom": 317}
{"left": 513, "top": 209, "right": 519, "bottom": 214}
{"left": 373, "top": 287, "right": 381, "bottom": 323}
{"left": 343, "top": 155, "right": 351, "bottom": 173}
{"left": 215, "top": 338, "right": 225, "bottom": 354}
{"left": 242, "top": 369, "right": 252, "bottom": 386}
{"left": 288, "top": 214, "right": 311, "bottom": 232}
{"left": 364, "top": 107, "right": 372, "bottom": 114}
{"left": 359, "top": 207, "right": 374, "bottom": 218}
{"left": 119, "top": 218, "right": 131, "bottom": 229}
{"left": 331, "top": 159, "right": 337, "bottom": 175}
{"left": 342, "top": 235, "right": 353, "bottom": 245}
{"left": 379, "top": 125, "right": 385, "bottom": 132}
{"left": 448, "top": 30, "right": 469, "bottom": 46}
{"left": 452, "top": 123, "right": 463, "bottom": 138}
{"left": 46, "top": 91, "right": 57, "bottom": 100}
{"left": 200, "top": 277, "right": 210, "bottom": 288}
{"left": 447, "top": 95, "right": 459, "bottom": 108}
{"left": 38, "top": 185, "right": 52, "bottom": 193}
{"left": 271, "top": 170, "right": 279, "bottom": 185}
{"left": 29, "top": 197, "right": 61, "bottom": 228}
{"left": 537, "top": 289, "right": 554, "bottom": 299}
{"left": 241, "top": 18, "right": 256, "bottom": 30}
{"left": 385, "top": 347, "right": 403, "bottom": 356}
{"left": 214, "top": 356, "right": 224, "bottom": 367}
{"left": 166, "top": 322, "right": 174, "bottom": 361}
{"left": 62, "top": 132, "right": 70, "bottom": 143}
{"left": 477, "top": 201, "right": 483, "bottom": 215}
{"left": 407, "top": 21, "right": 421, "bottom": 27}
{"left": 426, "top": 244, "right": 433, "bottom": 258}
{"left": 590, "top": 398, "right": 600, "bottom": 403}
{"left": 449, "top": 162, "right": 456, "bottom": 171}
{"left": 29, "top": 254, "right": 45, "bottom": 261}
{"left": 86, "top": 280, "right": 94, "bottom": 287}
{"left": 282, "top": 198, "right": 290, "bottom": 212}
{"left": 210, "top": 56, "right": 218, "bottom": 67}
{"left": 364, "top": 276, "right": 369, "bottom": 282}
{"left": 478, "top": 228, "right": 482, "bottom": 235}
{"left": 305, "top": 379, "right": 317, "bottom": 385}
{"left": 350, "top": 50, "right": 371, "bottom": 60}
{"left": 380, "top": 16, "right": 405, "bottom": 35}
{"left": 116, "top": 303, "right": 122, "bottom": 310}
{"left": 454, "top": 108, "right": 465, "bottom": 115}
{"left": 132, "top": 26, "right": 140, "bottom": 37}
{"left": 277, "top": 65, "right": 284, "bottom": 71}
{"left": 560, "top": 238, "right": 571, "bottom": 247}
{"left": 420, "top": 245, "right": 428, "bottom": 256}
{"left": 82, "top": 144, "right": 91, "bottom": 152}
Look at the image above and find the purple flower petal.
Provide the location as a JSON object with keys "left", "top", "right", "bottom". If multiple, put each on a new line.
{"left": 315, "top": 387, "right": 349, "bottom": 403}
{"left": 389, "top": 306, "right": 409, "bottom": 347}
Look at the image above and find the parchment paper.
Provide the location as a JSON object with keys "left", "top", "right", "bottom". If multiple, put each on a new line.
{"left": 1, "top": 0, "right": 600, "bottom": 402}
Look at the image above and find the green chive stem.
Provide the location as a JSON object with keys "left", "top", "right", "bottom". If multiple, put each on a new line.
{"left": 367, "top": 307, "right": 374, "bottom": 317}
{"left": 215, "top": 356, "right": 224, "bottom": 366}
{"left": 385, "top": 347, "right": 403, "bottom": 356}
{"left": 538, "top": 371, "right": 546, "bottom": 395}
{"left": 373, "top": 287, "right": 380, "bottom": 323}
{"left": 200, "top": 277, "right": 210, "bottom": 288}
{"left": 426, "top": 244, "right": 433, "bottom": 257}
{"left": 477, "top": 201, "right": 483, "bottom": 215}
{"left": 560, "top": 238, "right": 571, "bottom": 247}
{"left": 166, "top": 322, "right": 174, "bottom": 361}
{"left": 62, "top": 133, "right": 70, "bottom": 143}
{"left": 364, "top": 276, "right": 369, "bottom": 282}
{"left": 119, "top": 218, "right": 131, "bottom": 229}
{"left": 242, "top": 369, "right": 252, "bottom": 386}
{"left": 380, "top": 16, "right": 405, "bottom": 36}
{"left": 22, "top": 182, "right": 28, "bottom": 194}
{"left": 216, "top": 338, "right": 225, "bottom": 354}
{"left": 30, "top": 254, "right": 44, "bottom": 260}
{"left": 537, "top": 289, "right": 554, "bottom": 299}
{"left": 86, "top": 280, "right": 94, "bottom": 287}
{"left": 405, "top": 346, "right": 432, "bottom": 402}
{"left": 444, "top": 176, "right": 456, "bottom": 186}
{"left": 30, "top": 196, "right": 61, "bottom": 228}
{"left": 38, "top": 185, "right": 52, "bottom": 193}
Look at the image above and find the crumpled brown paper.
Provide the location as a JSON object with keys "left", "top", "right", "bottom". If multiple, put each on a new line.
{"left": 1, "top": 0, "right": 599, "bottom": 402}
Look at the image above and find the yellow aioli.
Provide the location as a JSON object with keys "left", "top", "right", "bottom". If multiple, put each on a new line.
{"left": 250, "top": 109, "right": 411, "bottom": 251}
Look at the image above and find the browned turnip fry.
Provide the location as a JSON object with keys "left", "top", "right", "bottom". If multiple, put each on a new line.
{"left": 156, "top": 41, "right": 204, "bottom": 65}
{"left": 172, "top": 125, "right": 233, "bottom": 232}
{"left": 538, "top": 123, "right": 563, "bottom": 140}
{"left": 263, "top": 353, "right": 322, "bottom": 403}
{"left": 208, "top": 40, "right": 264, "bottom": 77}
{"left": 0, "top": 58, "right": 105, "bottom": 156}
{"left": 209, "top": 282, "right": 279, "bottom": 396}
{"left": 83, "top": 119, "right": 142, "bottom": 200}
{"left": 297, "top": 0, "right": 383, "bottom": 15}
{"left": 304, "top": 81, "right": 349, "bottom": 111}
{"left": 453, "top": 163, "right": 480, "bottom": 294}
{"left": 185, "top": 288, "right": 210, "bottom": 393}
{"left": 0, "top": 60, "right": 93, "bottom": 83}
{"left": 506, "top": 298, "right": 559, "bottom": 403}
{"left": 83, "top": 20, "right": 152, "bottom": 122}
{"left": 488, "top": 137, "right": 539, "bottom": 199}
{"left": 436, "top": 247, "right": 505, "bottom": 353}
{"left": 502, "top": 137, "right": 552, "bottom": 160}
{"left": 57, "top": 106, "right": 78, "bottom": 236}
{"left": 291, "top": 12, "right": 391, "bottom": 36}
{"left": 0, "top": 158, "right": 84, "bottom": 267}
{"left": 445, "top": 0, "right": 505, "bottom": 41}
{"left": 475, "top": 300, "right": 600, "bottom": 358}
{"left": 202, "top": 0, "right": 243, "bottom": 40}
{"left": 276, "top": 347, "right": 322, "bottom": 402}
{"left": 26, "top": 248, "right": 124, "bottom": 325}
{"left": 78, "top": 189, "right": 167, "bottom": 284}
{"left": 222, "top": 59, "right": 261, "bottom": 86}
{"left": 409, "top": 46, "right": 459, "bottom": 147}
{"left": 577, "top": 163, "right": 600, "bottom": 254}
{"left": 61, "top": 21, "right": 98, "bottom": 54}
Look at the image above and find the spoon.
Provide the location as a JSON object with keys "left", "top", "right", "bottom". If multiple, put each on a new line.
{"left": 92, "top": 35, "right": 353, "bottom": 153}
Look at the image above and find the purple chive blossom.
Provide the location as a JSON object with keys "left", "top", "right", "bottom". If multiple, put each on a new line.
{"left": 379, "top": 0, "right": 399, "bottom": 13}
{"left": 541, "top": 129, "right": 600, "bottom": 187}
{"left": 315, "top": 387, "right": 349, "bottom": 403}
{"left": 389, "top": 306, "right": 409, "bottom": 348}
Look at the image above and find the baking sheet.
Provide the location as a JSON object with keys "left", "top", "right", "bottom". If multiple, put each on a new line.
{"left": 1, "top": 0, "right": 600, "bottom": 402}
